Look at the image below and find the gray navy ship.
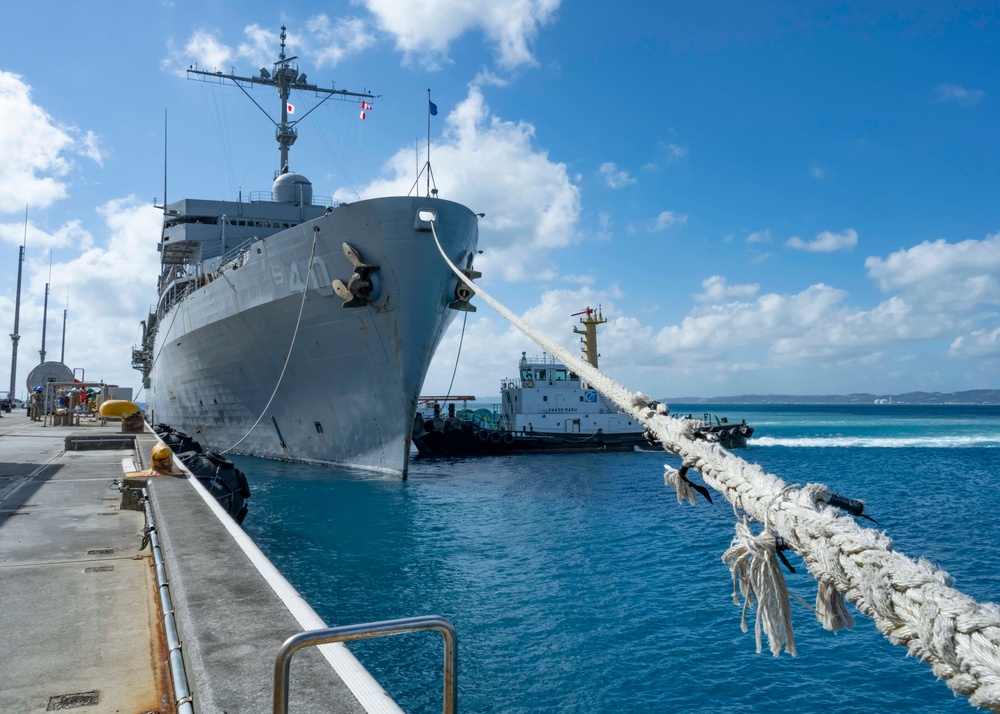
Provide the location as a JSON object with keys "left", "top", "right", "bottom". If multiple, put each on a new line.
{"left": 133, "top": 27, "right": 480, "bottom": 477}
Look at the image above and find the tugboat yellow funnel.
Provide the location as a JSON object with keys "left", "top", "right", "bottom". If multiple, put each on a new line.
{"left": 99, "top": 400, "right": 140, "bottom": 418}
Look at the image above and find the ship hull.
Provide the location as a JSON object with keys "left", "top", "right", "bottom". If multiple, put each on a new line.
{"left": 146, "top": 196, "right": 478, "bottom": 476}
{"left": 412, "top": 425, "right": 647, "bottom": 457}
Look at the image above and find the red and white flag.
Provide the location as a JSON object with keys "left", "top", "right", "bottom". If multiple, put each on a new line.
{"left": 361, "top": 100, "right": 372, "bottom": 111}
{"left": 286, "top": 103, "right": 295, "bottom": 114}
{"left": 359, "top": 110, "right": 366, "bottom": 120}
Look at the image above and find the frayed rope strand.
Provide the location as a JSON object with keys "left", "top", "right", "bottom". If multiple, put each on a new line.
{"left": 722, "top": 520, "right": 797, "bottom": 656}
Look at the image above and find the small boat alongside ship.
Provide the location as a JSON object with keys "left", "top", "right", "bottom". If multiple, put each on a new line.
{"left": 132, "top": 27, "right": 480, "bottom": 477}
{"left": 412, "top": 308, "right": 753, "bottom": 456}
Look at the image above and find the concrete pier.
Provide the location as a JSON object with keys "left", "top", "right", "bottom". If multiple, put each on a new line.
{"left": 0, "top": 410, "right": 390, "bottom": 713}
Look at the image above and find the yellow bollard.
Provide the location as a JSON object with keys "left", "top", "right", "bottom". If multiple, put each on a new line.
{"left": 149, "top": 443, "right": 175, "bottom": 475}
{"left": 99, "top": 400, "right": 140, "bottom": 418}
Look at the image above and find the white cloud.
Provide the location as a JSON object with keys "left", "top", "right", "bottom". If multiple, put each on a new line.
{"left": 472, "top": 68, "right": 511, "bottom": 88}
{"left": 933, "top": 83, "right": 985, "bottom": 107}
{"left": 360, "top": 0, "right": 560, "bottom": 69}
{"left": 342, "top": 86, "right": 580, "bottom": 281}
{"left": 652, "top": 211, "right": 687, "bottom": 231}
{"left": 595, "top": 211, "right": 613, "bottom": 242}
{"left": 664, "top": 143, "right": 687, "bottom": 162}
{"left": 950, "top": 327, "right": 1000, "bottom": 357}
{"left": 306, "top": 15, "right": 377, "bottom": 67}
{"left": 696, "top": 276, "right": 759, "bottom": 303}
{"left": 183, "top": 29, "right": 233, "bottom": 72}
{"left": 865, "top": 232, "right": 1000, "bottom": 311}
{"left": 166, "top": 22, "right": 376, "bottom": 78}
{"left": 810, "top": 164, "right": 825, "bottom": 179}
{"left": 655, "top": 284, "right": 848, "bottom": 356}
{"left": 0, "top": 72, "right": 76, "bottom": 213}
{"left": 167, "top": 4, "right": 557, "bottom": 79}
{"left": 746, "top": 229, "right": 771, "bottom": 244}
{"left": 77, "top": 131, "right": 105, "bottom": 167}
{"left": 767, "top": 295, "right": 936, "bottom": 362}
{"left": 236, "top": 23, "right": 281, "bottom": 68}
{"left": 599, "top": 162, "right": 636, "bottom": 189}
{"left": 0, "top": 218, "right": 94, "bottom": 251}
{"left": 786, "top": 228, "right": 858, "bottom": 252}
{"left": 643, "top": 142, "right": 688, "bottom": 172}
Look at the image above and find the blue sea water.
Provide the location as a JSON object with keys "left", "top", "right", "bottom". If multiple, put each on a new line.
{"left": 234, "top": 405, "right": 1000, "bottom": 713}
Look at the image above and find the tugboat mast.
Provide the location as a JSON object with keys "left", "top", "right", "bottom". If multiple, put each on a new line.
{"left": 572, "top": 306, "right": 606, "bottom": 369}
{"left": 186, "top": 25, "right": 375, "bottom": 175}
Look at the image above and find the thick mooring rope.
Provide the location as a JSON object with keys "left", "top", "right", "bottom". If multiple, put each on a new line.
{"left": 431, "top": 222, "right": 1000, "bottom": 711}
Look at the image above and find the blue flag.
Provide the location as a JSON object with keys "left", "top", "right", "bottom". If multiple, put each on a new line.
{"left": 429, "top": 99, "right": 438, "bottom": 116}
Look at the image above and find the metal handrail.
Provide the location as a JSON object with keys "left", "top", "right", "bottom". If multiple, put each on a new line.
{"left": 273, "top": 615, "right": 457, "bottom": 714}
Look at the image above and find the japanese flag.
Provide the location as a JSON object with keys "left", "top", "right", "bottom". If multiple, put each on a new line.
{"left": 286, "top": 103, "right": 295, "bottom": 114}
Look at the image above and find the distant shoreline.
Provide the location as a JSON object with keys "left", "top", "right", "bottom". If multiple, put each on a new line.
{"left": 664, "top": 390, "right": 1000, "bottom": 406}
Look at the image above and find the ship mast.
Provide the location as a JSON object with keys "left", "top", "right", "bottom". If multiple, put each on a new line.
{"left": 572, "top": 306, "right": 606, "bottom": 369}
{"left": 186, "top": 25, "right": 375, "bottom": 176}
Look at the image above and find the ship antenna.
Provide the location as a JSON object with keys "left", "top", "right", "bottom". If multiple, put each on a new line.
{"left": 186, "top": 25, "right": 377, "bottom": 178}
{"left": 425, "top": 89, "right": 439, "bottom": 198}
{"left": 163, "top": 109, "right": 167, "bottom": 208}
{"left": 427, "top": 88, "right": 432, "bottom": 198}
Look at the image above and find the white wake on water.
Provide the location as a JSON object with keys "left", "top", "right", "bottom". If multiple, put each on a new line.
{"left": 753, "top": 435, "right": 1000, "bottom": 448}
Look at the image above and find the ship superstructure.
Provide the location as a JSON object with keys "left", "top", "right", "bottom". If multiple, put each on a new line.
{"left": 501, "top": 307, "right": 637, "bottom": 438}
{"left": 133, "top": 27, "right": 480, "bottom": 476}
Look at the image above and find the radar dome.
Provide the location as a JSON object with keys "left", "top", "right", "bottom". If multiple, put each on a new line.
{"left": 272, "top": 172, "right": 313, "bottom": 205}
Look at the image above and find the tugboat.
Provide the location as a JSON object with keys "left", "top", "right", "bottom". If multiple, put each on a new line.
{"left": 412, "top": 308, "right": 754, "bottom": 456}
{"left": 412, "top": 308, "right": 651, "bottom": 456}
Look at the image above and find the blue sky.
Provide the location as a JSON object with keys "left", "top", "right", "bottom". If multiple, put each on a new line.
{"left": 1, "top": 1, "right": 998, "bottom": 401}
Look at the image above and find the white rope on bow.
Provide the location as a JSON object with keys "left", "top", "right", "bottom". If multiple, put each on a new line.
{"left": 429, "top": 220, "right": 1000, "bottom": 711}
